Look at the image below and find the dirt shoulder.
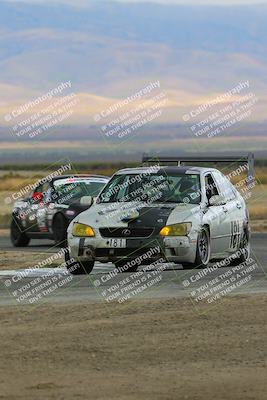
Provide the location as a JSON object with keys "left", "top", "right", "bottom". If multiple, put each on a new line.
{"left": 0, "top": 295, "right": 266, "bottom": 400}
{"left": 0, "top": 250, "right": 63, "bottom": 270}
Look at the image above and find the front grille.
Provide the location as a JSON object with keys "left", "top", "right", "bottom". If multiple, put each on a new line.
{"left": 99, "top": 227, "right": 154, "bottom": 238}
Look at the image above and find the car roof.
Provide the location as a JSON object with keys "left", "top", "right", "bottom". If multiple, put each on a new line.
{"left": 115, "top": 166, "right": 219, "bottom": 175}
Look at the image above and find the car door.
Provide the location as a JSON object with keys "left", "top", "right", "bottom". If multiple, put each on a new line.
{"left": 204, "top": 172, "right": 231, "bottom": 256}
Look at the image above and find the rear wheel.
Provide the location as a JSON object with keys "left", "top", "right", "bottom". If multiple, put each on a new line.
{"left": 182, "top": 227, "right": 210, "bottom": 270}
{"left": 229, "top": 231, "right": 251, "bottom": 266}
{"left": 53, "top": 214, "right": 68, "bottom": 246}
{"left": 10, "top": 218, "right": 30, "bottom": 247}
{"left": 115, "top": 260, "right": 138, "bottom": 273}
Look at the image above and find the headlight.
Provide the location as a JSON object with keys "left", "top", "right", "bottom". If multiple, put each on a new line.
{"left": 72, "top": 223, "right": 95, "bottom": 237}
{"left": 160, "top": 223, "right": 192, "bottom": 236}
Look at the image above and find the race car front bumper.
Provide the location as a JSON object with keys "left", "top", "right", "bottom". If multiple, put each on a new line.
{"left": 68, "top": 233, "right": 197, "bottom": 265}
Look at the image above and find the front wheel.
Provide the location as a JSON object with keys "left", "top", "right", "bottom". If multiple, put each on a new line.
{"left": 182, "top": 227, "right": 210, "bottom": 270}
{"left": 53, "top": 214, "right": 68, "bottom": 246}
{"left": 115, "top": 260, "right": 138, "bottom": 273}
{"left": 10, "top": 219, "right": 30, "bottom": 247}
{"left": 66, "top": 257, "right": 94, "bottom": 275}
{"left": 64, "top": 248, "right": 94, "bottom": 275}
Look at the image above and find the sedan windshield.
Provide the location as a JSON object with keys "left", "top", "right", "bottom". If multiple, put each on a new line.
{"left": 52, "top": 179, "right": 107, "bottom": 205}
{"left": 98, "top": 173, "right": 201, "bottom": 204}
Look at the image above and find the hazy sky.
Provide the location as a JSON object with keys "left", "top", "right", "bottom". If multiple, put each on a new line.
{"left": 3, "top": 0, "right": 267, "bottom": 5}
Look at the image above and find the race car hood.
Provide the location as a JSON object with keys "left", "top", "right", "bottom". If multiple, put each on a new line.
{"left": 72, "top": 202, "right": 200, "bottom": 229}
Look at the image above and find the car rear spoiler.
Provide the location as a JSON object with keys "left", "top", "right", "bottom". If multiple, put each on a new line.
{"left": 142, "top": 153, "right": 255, "bottom": 188}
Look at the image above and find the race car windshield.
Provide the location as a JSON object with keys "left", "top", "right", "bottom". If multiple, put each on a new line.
{"left": 98, "top": 173, "right": 201, "bottom": 204}
{"left": 52, "top": 180, "right": 107, "bottom": 205}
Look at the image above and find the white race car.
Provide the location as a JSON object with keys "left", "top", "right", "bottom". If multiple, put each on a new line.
{"left": 66, "top": 161, "right": 251, "bottom": 274}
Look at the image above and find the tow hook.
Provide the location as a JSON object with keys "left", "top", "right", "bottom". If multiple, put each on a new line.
{"left": 84, "top": 247, "right": 95, "bottom": 259}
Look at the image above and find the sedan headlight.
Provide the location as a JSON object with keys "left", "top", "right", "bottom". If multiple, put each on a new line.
{"left": 72, "top": 223, "right": 95, "bottom": 237}
{"left": 160, "top": 223, "right": 192, "bottom": 236}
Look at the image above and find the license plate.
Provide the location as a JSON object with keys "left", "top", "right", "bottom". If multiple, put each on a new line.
{"left": 107, "top": 238, "right": 126, "bottom": 248}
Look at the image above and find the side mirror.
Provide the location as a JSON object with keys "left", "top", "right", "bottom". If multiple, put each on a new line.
{"left": 209, "top": 195, "right": 226, "bottom": 206}
{"left": 32, "top": 192, "right": 44, "bottom": 203}
{"left": 80, "top": 196, "right": 94, "bottom": 206}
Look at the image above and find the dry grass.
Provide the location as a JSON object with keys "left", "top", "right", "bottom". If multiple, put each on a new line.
{"left": 0, "top": 177, "right": 33, "bottom": 191}
{"left": 0, "top": 215, "right": 11, "bottom": 229}
{"left": 249, "top": 205, "right": 267, "bottom": 219}
{"left": 0, "top": 169, "right": 115, "bottom": 192}
{"left": 225, "top": 168, "right": 267, "bottom": 186}
{"left": 254, "top": 169, "right": 267, "bottom": 185}
{"left": 251, "top": 220, "right": 267, "bottom": 232}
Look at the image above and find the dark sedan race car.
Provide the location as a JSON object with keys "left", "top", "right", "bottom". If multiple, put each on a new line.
{"left": 10, "top": 175, "right": 109, "bottom": 247}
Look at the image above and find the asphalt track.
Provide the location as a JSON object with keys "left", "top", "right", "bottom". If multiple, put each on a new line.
{"left": 0, "top": 235, "right": 55, "bottom": 252}
{"left": 0, "top": 234, "right": 266, "bottom": 306}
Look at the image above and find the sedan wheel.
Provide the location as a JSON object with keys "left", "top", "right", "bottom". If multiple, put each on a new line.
{"left": 182, "top": 227, "right": 210, "bottom": 270}
{"left": 64, "top": 249, "right": 94, "bottom": 275}
{"left": 10, "top": 219, "right": 30, "bottom": 247}
{"left": 53, "top": 214, "right": 68, "bottom": 246}
{"left": 115, "top": 260, "right": 138, "bottom": 273}
{"left": 229, "top": 231, "right": 251, "bottom": 266}
{"left": 198, "top": 228, "right": 210, "bottom": 265}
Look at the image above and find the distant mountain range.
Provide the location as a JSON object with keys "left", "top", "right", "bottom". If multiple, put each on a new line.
{"left": 0, "top": 0, "right": 267, "bottom": 146}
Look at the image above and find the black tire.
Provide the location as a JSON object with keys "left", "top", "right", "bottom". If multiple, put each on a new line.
{"left": 53, "top": 214, "right": 68, "bottom": 246}
{"left": 64, "top": 250, "right": 94, "bottom": 275}
{"left": 181, "top": 262, "right": 194, "bottom": 270}
{"left": 182, "top": 226, "right": 210, "bottom": 270}
{"left": 10, "top": 218, "right": 30, "bottom": 247}
{"left": 69, "top": 260, "right": 94, "bottom": 275}
{"left": 229, "top": 231, "right": 251, "bottom": 266}
{"left": 115, "top": 259, "right": 139, "bottom": 273}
